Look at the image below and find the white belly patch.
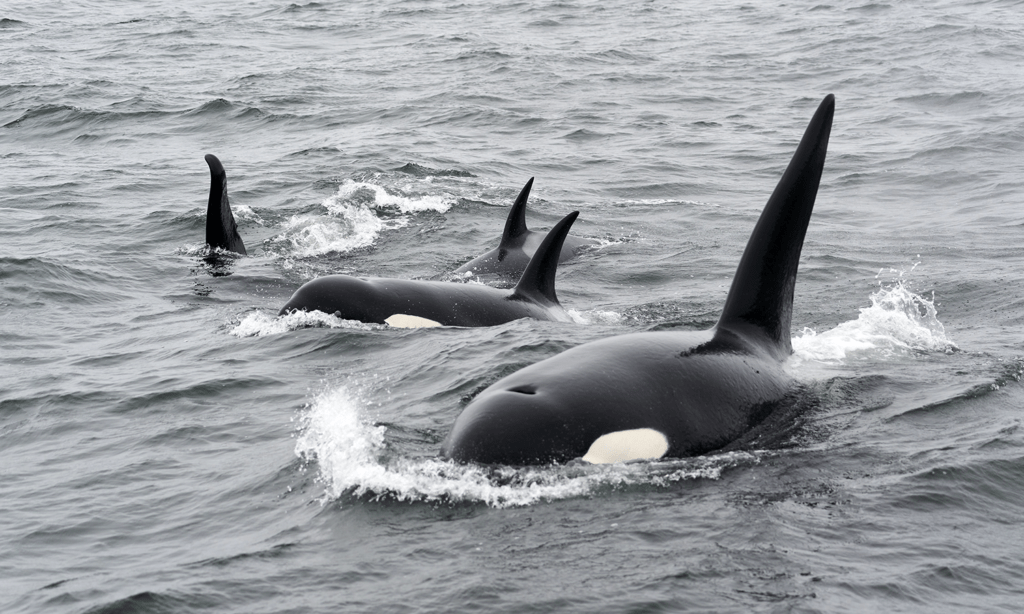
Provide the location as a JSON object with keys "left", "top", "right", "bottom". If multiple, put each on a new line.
{"left": 581, "top": 428, "right": 669, "bottom": 464}
{"left": 385, "top": 314, "right": 443, "bottom": 328}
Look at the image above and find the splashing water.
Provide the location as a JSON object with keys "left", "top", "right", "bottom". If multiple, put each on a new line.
{"left": 567, "top": 308, "right": 624, "bottom": 325}
{"left": 793, "top": 277, "right": 957, "bottom": 363}
{"left": 231, "top": 204, "right": 265, "bottom": 225}
{"left": 266, "top": 180, "right": 455, "bottom": 258}
{"left": 294, "top": 384, "right": 759, "bottom": 508}
{"left": 274, "top": 202, "right": 395, "bottom": 258}
{"left": 230, "top": 310, "right": 380, "bottom": 337}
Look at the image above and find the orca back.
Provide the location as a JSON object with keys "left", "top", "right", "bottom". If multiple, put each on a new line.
{"left": 497, "top": 177, "right": 533, "bottom": 256}
{"left": 509, "top": 211, "right": 579, "bottom": 307}
{"left": 715, "top": 95, "right": 834, "bottom": 359}
{"left": 204, "top": 154, "right": 246, "bottom": 256}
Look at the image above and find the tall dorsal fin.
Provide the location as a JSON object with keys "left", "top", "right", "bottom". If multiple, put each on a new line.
{"left": 498, "top": 177, "right": 534, "bottom": 253}
{"left": 715, "top": 94, "right": 834, "bottom": 359}
{"left": 510, "top": 210, "right": 579, "bottom": 306}
{"left": 204, "top": 154, "right": 247, "bottom": 255}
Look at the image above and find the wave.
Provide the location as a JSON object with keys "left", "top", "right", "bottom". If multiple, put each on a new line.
{"left": 394, "top": 162, "right": 475, "bottom": 178}
{"left": 334, "top": 179, "right": 455, "bottom": 214}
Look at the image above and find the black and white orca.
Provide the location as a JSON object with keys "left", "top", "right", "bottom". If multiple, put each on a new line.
{"left": 441, "top": 94, "right": 835, "bottom": 465}
{"left": 279, "top": 211, "right": 581, "bottom": 327}
{"left": 203, "top": 154, "right": 246, "bottom": 256}
{"left": 450, "top": 178, "right": 595, "bottom": 284}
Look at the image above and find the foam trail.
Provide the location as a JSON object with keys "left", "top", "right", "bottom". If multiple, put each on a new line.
{"left": 793, "top": 278, "right": 957, "bottom": 363}
{"left": 231, "top": 310, "right": 379, "bottom": 337}
{"left": 294, "top": 384, "right": 758, "bottom": 508}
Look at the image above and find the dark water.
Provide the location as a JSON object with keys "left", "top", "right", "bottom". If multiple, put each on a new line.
{"left": 4, "top": 0, "right": 1024, "bottom": 611}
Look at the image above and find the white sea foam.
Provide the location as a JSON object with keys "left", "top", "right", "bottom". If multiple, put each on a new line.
{"left": 231, "top": 204, "right": 265, "bottom": 225}
{"left": 268, "top": 180, "right": 454, "bottom": 258}
{"left": 230, "top": 310, "right": 379, "bottom": 337}
{"left": 294, "top": 383, "right": 757, "bottom": 508}
{"left": 334, "top": 180, "right": 455, "bottom": 214}
{"left": 274, "top": 205, "right": 396, "bottom": 258}
{"left": 793, "top": 276, "right": 957, "bottom": 364}
{"left": 567, "top": 308, "right": 624, "bottom": 325}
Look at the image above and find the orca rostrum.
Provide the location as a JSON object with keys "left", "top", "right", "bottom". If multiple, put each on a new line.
{"left": 451, "top": 178, "right": 595, "bottom": 283}
{"left": 204, "top": 154, "right": 246, "bottom": 256}
{"left": 441, "top": 94, "right": 835, "bottom": 465}
{"left": 279, "top": 211, "right": 581, "bottom": 327}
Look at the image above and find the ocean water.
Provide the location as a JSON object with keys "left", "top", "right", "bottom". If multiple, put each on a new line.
{"left": 4, "top": 0, "right": 1024, "bottom": 611}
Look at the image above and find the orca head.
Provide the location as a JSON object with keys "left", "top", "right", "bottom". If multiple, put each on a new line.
{"left": 441, "top": 380, "right": 580, "bottom": 465}
{"left": 278, "top": 275, "right": 374, "bottom": 320}
{"left": 441, "top": 367, "right": 666, "bottom": 466}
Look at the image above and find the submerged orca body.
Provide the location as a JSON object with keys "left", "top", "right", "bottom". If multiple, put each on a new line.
{"left": 279, "top": 212, "right": 580, "bottom": 327}
{"left": 442, "top": 95, "right": 835, "bottom": 465}
{"left": 451, "top": 178, "right": 595, "bottom": 283}
{"left": 204, "top": 154, "right": 246, "bottom": 255}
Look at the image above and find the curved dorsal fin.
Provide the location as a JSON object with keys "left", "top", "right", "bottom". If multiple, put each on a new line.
{"left": 510, "top": 210, "right": 579, "bottom": 306}
{"left": 204, "top": 154, "right": 247, "bottom": 255}
{"left": 498, "top": 177, "right": 534, "bottom": 252}
{"left": 715, "top": 94, "right": 834, "bottom": 359}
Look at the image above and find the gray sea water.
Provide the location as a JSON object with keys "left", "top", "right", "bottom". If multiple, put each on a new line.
{"left": 4, "top": 0, "right": 1024, "bottom": 611}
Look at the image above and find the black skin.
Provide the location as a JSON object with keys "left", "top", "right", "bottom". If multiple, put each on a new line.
{"left": 278, "top": 276, "right": 572, "bottom": 327}
{"left": 442, "top": 94, "right": 836, "bottom": 466}
{"left": 280, "top": 212, "right": 580, "bottom": 328}
{"left": 451, "top": 178, "right": 596, "bottom": 285}
{"left": 204, "top": 154, "right": 246, "bottom": 255}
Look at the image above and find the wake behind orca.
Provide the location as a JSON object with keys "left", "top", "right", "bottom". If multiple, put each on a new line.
{"left": 442, "top": 94, "right": 835, "bottom": 465}
{"left": 279, "top": 211, "right": 581, "bottom": 327}
{"left": 450, "top": 178, "right": 596, "bottom": 284}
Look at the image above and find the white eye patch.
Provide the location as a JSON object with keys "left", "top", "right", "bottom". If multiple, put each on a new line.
{"left": 385, "top": 314, "right": 443, "bottom": 328}
{"left": 581, "top": 428, "right": 669, "bottom": 464}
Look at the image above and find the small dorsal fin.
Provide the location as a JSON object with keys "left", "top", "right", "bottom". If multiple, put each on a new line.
{"left": 510, "top": 210, "right": 579, "bottom": 306}
{"left": 715, "top": 94, "right": 834, "bottom": 359}
{"left": 204, "top": 154, "right": 247, "bottom": 255}
{"left": 498, "top": 178, "right": 534, "bottom": 252}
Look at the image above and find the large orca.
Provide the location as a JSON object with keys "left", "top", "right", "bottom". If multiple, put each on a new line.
{"left": 204, "top": 154, "right": 246, "bottom": 255}
{"left": 279, "top": 211, "right": 580, "bottom": 327}
{"left": 450, "top": 178, "right": 595, "bottom": 284}
{"left": 441, "top": 94, "right": 835, "bottom": 465}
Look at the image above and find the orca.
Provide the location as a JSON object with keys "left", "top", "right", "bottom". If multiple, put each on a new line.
{"left": 450, "top": 178, "right": 595, "bottom": 284}
{"left": 441, "top": 94, "right": 835, "bottom": 465}
{"left": 204, "top": 154, "right": 246, "bottom": 256}
{"left": 279, "top": 211, "right": 580, "bottom": 327}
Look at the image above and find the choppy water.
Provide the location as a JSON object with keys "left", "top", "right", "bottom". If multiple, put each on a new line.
{"left": 4, "top": 0, "right": 1024, "bottom": 611}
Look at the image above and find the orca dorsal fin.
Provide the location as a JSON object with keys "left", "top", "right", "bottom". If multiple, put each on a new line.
{"left": 498, "top": 178, "right": 534, "bottom": 254}
{"left": 715, "top": 94, "right": 834, "bottom": 360}
{"left": 510, "top": 210, "right": 579, "bottom": 306}
{"left": 204, "top": 154, "right": 247, "bottom": 256}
